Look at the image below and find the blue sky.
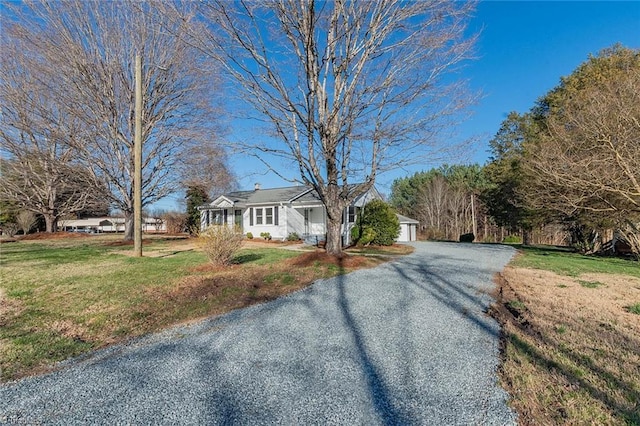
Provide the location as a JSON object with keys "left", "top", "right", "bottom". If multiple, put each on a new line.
{"left": 157, "top": 1, "right": 639, "bottom": 210}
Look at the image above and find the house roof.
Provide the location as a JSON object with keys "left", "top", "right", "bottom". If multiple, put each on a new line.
{"left": 201, "top": 184, "right": 380, "bottom": 209}
{"left": 60, "top": 218, "right": 114, "bottom": 227}
{"left": 204, "top": 185, "right": 318, "bottom": 208}
{"left": 396, "top": 214, "right": 419, "bottom": 224}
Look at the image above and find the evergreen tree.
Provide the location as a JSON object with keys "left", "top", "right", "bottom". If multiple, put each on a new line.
{"left": 185, "top": 185, "right": 210, "bottom": 234}
{"left": 352, "top": 200, "right": 400, "bottom": 246}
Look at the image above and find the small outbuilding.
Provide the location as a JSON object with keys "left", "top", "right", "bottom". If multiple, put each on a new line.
{"left": 396, "top": 214, "right": 419, "bottom": 242}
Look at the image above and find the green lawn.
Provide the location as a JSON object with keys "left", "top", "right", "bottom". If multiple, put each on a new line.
{"left": 511, "top": 245, "right": 640, "bottom": 278}
{"left": 0, "top": 236, "right": 303, "bottom": 381}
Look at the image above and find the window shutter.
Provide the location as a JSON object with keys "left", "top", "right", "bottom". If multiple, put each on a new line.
{"left": 274, "top": 206, "right": 279, "bottom": 226}
{"left": 249, "top": 208, "right": 253, "bottom": 226}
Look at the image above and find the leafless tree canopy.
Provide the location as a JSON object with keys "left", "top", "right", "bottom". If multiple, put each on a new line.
{"left": 2, "top": 1, "right": 232, "bottom": 239}
{"left": 16, "top": 211, "right": 37, "bottom": 236}
{"left": 174, "top": 0, "right": 477, "bottom": 254}
{"left": 0, "top": 28, "right": 105, "bottom": 232}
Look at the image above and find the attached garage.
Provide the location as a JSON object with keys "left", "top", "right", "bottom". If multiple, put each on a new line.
{"left": 396, "top": 214, "right": 419, "bottom": 242}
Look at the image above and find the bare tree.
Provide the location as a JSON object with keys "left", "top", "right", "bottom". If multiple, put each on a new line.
{"left": 416, "top": 175, "right": 449, "bottom": 237}
{"left": 0, "top": 31, "right": 105, "bottom": 232}
{"left": 3, "top": 1, "right": 229, "bottom": 240}
{"left": 179, "top": 144, "right": 237, "bottom": 198}
{"left": 16, "top": 211, "right": 37, "bottom": 236}
{"left": 175, "top": 0, "right": 476, "bottom": 255}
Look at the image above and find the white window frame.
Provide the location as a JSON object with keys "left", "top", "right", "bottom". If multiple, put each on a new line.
{"left": 265, "top": 207, "right": 273, "bottom": 225}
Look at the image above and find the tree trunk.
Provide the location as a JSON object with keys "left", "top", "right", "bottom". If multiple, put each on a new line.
{"left": 124, "top": 211, "right": 134, "bottom": 241}
{"left": 325, "top": 217, "right": 343, "bottom": 257}
{"left": 44, "top": 214, "right": 57, "bottom": 233}
{"left": 523, "top": 228, "right": 531, "bottom": 246}
{"left": 471, "top": 193, "right": 477, "bottom": 239}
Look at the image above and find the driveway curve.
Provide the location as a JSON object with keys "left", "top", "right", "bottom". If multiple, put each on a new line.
{"left": 0, "top": 242, "right": 517, "bottom": 425}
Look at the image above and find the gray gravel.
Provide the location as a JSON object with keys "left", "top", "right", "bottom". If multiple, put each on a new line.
{"left": 0, "top": 241, "right": 517, "bottom": 425}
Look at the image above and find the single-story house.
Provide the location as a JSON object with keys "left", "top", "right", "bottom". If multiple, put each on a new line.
{"left": 58, "top": 217, "right": 165, "bottom": 233}
{"left": 397, "top": 214, "right": 419, "bottom": 242}
{"left": 198, "top": 184, "right": 418, "bottom": 245}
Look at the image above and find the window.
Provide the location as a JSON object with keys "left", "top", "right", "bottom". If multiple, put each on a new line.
{"left": 211, "top": 209, "right": 227, "bottom": 225}
{"left": 348, "top": 206, "right": 357, "bottom": 223}
{"left": 256, "top": 208, "right": 263, "bottom": 225}
{"left": 265, "top": 207, "right": 273, "bottom": 225}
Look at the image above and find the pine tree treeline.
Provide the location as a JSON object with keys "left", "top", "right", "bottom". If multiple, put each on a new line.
{"left": 390, "top": 164, "right": 497, "bottom": 242}
{"left": 389, "top": 164, "right": 568, "bottom": 245}
{"left": 391, "top": 45, "right": 639, "bottom": 257}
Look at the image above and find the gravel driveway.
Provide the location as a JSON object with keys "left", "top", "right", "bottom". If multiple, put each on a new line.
{"left": 0, "top": 242, "right": 517, "bottom": 425}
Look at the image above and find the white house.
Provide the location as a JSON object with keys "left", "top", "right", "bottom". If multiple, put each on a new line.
{"left": 58, "top": 217, "right": 165, "bottom": 233}
{"left": 199, "top": 184, "right": 393, "bottom": 246}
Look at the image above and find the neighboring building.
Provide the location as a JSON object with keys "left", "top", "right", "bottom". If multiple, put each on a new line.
{"left": 58, "top": 217, "right": 165, "bottom": 233}
{"left": 198, "top": 184, "right": 418, "bottom": 245}
{"left": 397, "top": 214, "right": 419, "bottom": 242}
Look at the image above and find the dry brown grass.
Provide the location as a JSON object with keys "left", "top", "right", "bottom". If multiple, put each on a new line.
{"left": 159, "top": 251, "right": 381, "bottom": 309}
{"left": 0, "top": 288, "right": 25, "bottom": 327}
{"left": 493, "top": 266, "right": 640, "bottom": 425}
{"left": 19, "top": 231, "right": 90, "bottom": 240}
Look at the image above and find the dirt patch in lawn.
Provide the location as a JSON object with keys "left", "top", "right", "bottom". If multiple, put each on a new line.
{"left": 20, "top": 232, "right": 90, "bottom": 240}
{"left": 492, "top": 266, "right": 640, "bottom": 425}
{"left": 168, "top": 252, "right": 382, "bottom": 305}
{"left": 0, "top": 288, "right": 25, "bottom": 327}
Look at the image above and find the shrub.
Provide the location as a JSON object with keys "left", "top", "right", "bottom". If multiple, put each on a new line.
{"left": 2, "top": 222, "right": 18, "bottom": 237}
{"left": 162, "top": 212, "right": 187, "bottom": 234}
{"left": 503, "top": 235, "right": 522, "bottom": 244}
{"left": 198, "top": 225, "right": 244, "bottom": 266}
{"left": 359, "top": 227, "right": 377, "bottom": 246}
{"left": 350, "top": 225, "right": 360, "bottom": 242}
{"left": 286, "top": 232, "right": 300, "bottom": 241}
{"left": 246, "top": 232, "right": 253, "bottom": 239}
{"left": 260, "top": 232, "right": 272, "bottom": 240}
{"left": 352, "top": 200, "right": 400, "bottom": 246}
{"left": 459, "top": 233, "right": 475, "bottom": 243}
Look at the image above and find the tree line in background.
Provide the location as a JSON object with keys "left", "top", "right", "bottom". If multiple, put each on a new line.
{"left": 390, "top": 45, "right": 639, "bottom": 258}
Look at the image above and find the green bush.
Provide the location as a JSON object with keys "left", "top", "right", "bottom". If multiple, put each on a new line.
{"left": 260, "top": 232, "right": 272, "bottom": 240}
{"left": 359, "top": 227, "right": 377, "bottom": 245}
{"left": 352, "top": 200, "right": 400, "bottom": 246}
{"left": 286, "top": 232, "right": 300, "bottom": 241}
{"left": 246, "top": 232, "right": 253, "bottom": 239}
{"left": 503, "top": 235, "right": 522, "bottom": 244}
